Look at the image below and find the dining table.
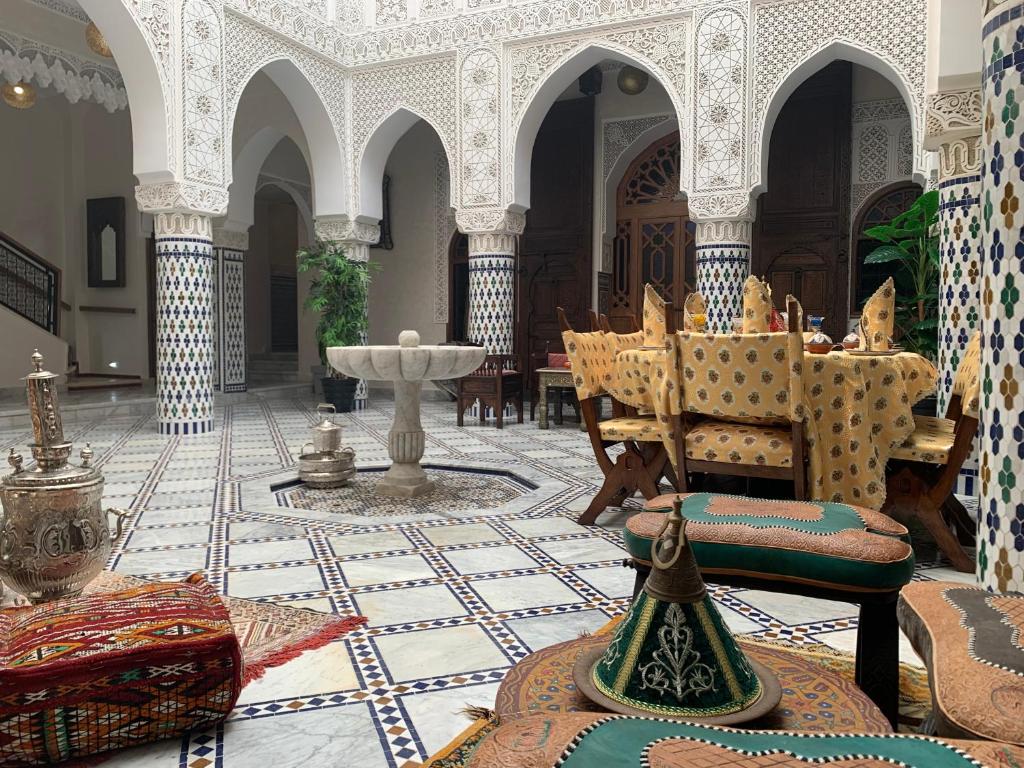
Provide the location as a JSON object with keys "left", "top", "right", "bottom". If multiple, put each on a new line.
{"left": 606, "top": 343, "right": 938, "bottom": 510}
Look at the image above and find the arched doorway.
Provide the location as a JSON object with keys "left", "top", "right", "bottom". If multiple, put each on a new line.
{"left": 611, "top": 131, "right": 695, "bottom": 332}
{"left": 850, "top": 181, "right": 922, "bottom": 310}
{"left": 447, "top": 232, "right": 469, "bottom": 342}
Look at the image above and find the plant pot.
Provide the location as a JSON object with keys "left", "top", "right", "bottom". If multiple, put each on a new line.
{"left": 322, "top": 376, "right": 358, "bottom": 413}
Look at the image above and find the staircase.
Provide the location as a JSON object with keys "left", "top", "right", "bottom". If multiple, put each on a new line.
{"left": 0, "top": 232, "right": 68, "bottom": 388}
{"left": 247, "top": 351, "right": 302, "bottom": 385}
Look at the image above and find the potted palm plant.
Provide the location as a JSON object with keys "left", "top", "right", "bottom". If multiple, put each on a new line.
{"left": 297, "top": 239, "right": 373, "bottom": 412}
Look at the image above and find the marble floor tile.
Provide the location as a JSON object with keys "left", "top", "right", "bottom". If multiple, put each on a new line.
{"left": 573, "top": 564, "right": 634, "bottom": 599}
{"left": 532, "top": 536, "right": 626, "bottom": 565}
{"left": 115, "top": 545, "right": 209, "bottom": 576}
{"left": 421, "top": 522, "right": 504, "bottom": 546}
{"left": 229, "top": 538, "right": 315, "bottom": 566}
{"left": 328, "top": 529, "right": 414, "bottom": 557}
{"left": 737, "top": 589, "right": 859, "bottom": 625}
{"left": 503, "top": 516, "right": 589, "bottom": 538}
{"left": 226, "top": 564, "right": 326, "bottom": 599}
{"left": 442, "top": 544, "right": 540, "bottom": 575}
{"left": 240, "top": 640, "right": 360, "bottom": 703}
{"left": 398, "top": 681, "right": 502, "bottom": 757}
{"left": 374, "top": 624, "right": 507, "bottom": 682}
{"left": 341, "top": 553, "right": 438, "bottom": 586}
{"left": 470, "top": 573, "right": 582, "bottom": 612}
{"left": 353, "top": 583, "right": 467, "bottom": 627}
{"left": 505, "top": 609, "right": 612, "bottom": 651}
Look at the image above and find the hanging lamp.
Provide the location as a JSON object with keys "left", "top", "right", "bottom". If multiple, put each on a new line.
{"left": 85, "top": 22, "right": 113, "bottom": 58}
{"left": 2, "top": 82, "right": 37, "bottom": 110}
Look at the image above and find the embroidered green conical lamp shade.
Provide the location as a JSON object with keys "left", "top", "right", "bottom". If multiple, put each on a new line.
{"left": 573, "top": 498, "right": 781, "bottom": 724}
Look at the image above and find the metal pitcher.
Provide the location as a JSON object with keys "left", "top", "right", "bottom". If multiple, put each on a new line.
{"left": 0, "top": 352, "right": 128, "bottom": 603}
{"left": 312, "top": 403, "right": 342, "bottom": 455}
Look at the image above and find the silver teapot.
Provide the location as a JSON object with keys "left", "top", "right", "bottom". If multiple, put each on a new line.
{"left": 311, "top": 403, "right": 342, "bottom": 454}
{"left": 0, "top": 352, "right": 127, "bottom": 603}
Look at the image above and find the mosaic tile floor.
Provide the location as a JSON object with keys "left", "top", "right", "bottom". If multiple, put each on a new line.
{"left": 0, "top": 394, "right": 974, "bottom": 768}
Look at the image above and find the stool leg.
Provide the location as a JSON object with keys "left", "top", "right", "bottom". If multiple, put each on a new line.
{"left": 856, "top": 597, "right": 900, "bottom": 728}
{"left": 629, "top": 561, "right": 650, "bottom": 600}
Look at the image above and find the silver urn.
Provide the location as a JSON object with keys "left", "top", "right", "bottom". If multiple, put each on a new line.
{"left": 0, "top": 351, "right": 126, "bottom": 603}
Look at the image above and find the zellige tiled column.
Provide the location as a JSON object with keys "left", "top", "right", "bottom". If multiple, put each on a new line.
{"left": 154, "top": 211, "right": 216, "bottom": 435}
{"left": 212, "top": 226, "right": 248, "bottom": 394}
{"left": 980, "top": 2, "right": 1024, "bottom": 591}
{"left": 315, "top": 215, "right": 380, "bottom": 410}
{"left": 693, "top": 218, "right": 752, "bottom": 334}
{"left": 457, "top": 210, "right": 525, "bottom": 354}
{"left": 926, "top": 89, "right": 983, "bottom": 495}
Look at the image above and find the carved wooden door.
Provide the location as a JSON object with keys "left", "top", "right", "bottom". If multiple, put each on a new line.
{"left": 518, "top": 98, "right": 594, "bottom": 359}
{"left": 612, "top": 132, "right": 695, "bottom": 332}
{"left": 753, "top": 61, "right": 853, "bottom": 341}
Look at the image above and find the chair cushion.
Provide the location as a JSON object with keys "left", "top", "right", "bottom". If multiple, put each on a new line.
{"left": 890, "top": 415, "right": 954, "bottom": 464}
{"left": 626, "top": 492, "right": 914, "bottom": 591}
{"left": 598, "top": 416, "right": 661, "bottom": 442}
{"left": 0, "top": 573, "right": 242, "bottom": 765}
{"left": 685, "top": 421, "right": 792, "bottom": 467}
{"left": 547, "top": 352, "right": 569, "bottom": 368}
{"left": 741, "top": 274, "right": 772, "bottom": 333}
{"left": 898, "top": 581, "right": 1024, "bottom": 745}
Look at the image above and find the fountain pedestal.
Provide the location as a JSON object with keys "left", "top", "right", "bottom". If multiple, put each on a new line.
{"left": 327, "top": 331, "right": 486, "bottom": 498}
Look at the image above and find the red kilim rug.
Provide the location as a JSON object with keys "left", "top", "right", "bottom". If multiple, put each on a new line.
{"left": 82, "top": 571, "right": 367, "bottom": 686}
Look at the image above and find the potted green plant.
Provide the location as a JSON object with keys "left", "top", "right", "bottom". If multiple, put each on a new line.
{"left": 863, "top": 189, "right": 940, "bottom": 362}
{"left": 297, "top": 239, "right": 373, "bottom": 412}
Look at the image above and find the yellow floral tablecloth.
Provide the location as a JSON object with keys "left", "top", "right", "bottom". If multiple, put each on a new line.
{"left": 607, "top": 347, "right": 937, "bottom": 510}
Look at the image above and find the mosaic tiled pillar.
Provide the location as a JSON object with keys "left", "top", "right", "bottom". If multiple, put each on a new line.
{"left": 467, "top": 232, "right": 517, "bottom": 354}
{"left": 980, "top": 2, "right": 1024, "bottom": 591}
{"left": 154, "top": 212, "right": 215, "bottom": 435}
{"left": 694, "top": 219, "right": 752, "bottom": 333}
{"left": 930, "top": 109, "right": 983, "bottom": 495}
{"left": 212, "top": 228, "right": 248, "bottom": 394}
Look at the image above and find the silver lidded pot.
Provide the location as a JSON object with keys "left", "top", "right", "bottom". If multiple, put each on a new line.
{"left": 298, "top": 403, "right": 355, "bottom": 488}
{"left": 0, "top": 351, "right": 126, "bottom": 603}
{"left": 312, "top": 403, "right": 343, "bottom": 454}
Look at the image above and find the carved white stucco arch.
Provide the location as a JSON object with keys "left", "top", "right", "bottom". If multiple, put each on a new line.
{"left": 77, "top": 0, "right": 171, "bottom": 183}
{"left": 753, "top": 41, "right": 925, "bottom": 196}
{"left": 255, "top": 178, "right": 315, "bottom": 242}
{"left": 227, "top": 128, "right": 311, "bottom": 229}
{"left": 225, "top": 42, "right": 347, "bottom": 218}
{"left": 358, "top": 107, "right": 455, "bottom": 221}
{"left": 509, "top": 40, "right": 689, "bottom": 212}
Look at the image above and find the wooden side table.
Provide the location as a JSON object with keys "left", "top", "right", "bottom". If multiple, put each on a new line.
{"left": 536, "top": 366, "right": 576, "bottom": 429}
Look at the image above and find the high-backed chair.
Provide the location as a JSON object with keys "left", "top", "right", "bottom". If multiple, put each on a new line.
{"left": 884, "top": 331, "right": 981, "bottom": 572}
{"left": 560, "top": 306, "right": 682, "bottom": 525}
{"left": 675, "top": 296, "right": 808, "bottom": 499}
{"left": 457, "top": 353, "right": 524, "bottom": 429}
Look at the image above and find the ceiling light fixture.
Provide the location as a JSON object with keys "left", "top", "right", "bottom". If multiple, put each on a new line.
{"left": 617, "top": 65, "right": 650, "bottom": 96}
{"left": 86, "top": 22, "right": 113, "bottom": 58}
{"left": 2, "top": 82, "right": 37, "bottom": 110}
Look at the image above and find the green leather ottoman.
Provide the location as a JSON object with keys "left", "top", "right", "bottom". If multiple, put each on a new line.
{"left": 624, "top": 492, "right": 915, "bottom": 727}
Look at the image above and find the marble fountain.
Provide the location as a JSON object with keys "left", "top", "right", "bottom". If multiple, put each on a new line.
{"left": 327, "top": 331, "right": 486, "bottom": 497}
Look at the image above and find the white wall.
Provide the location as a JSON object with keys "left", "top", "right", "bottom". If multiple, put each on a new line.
{"left": 0, "top": 90, "right": 148, "bottom": 380}
{"left": 367, "top": 120, "right": 448, "bottom": 347}
{"left": 927, "top": 0, "right": 982, "bottom": 93}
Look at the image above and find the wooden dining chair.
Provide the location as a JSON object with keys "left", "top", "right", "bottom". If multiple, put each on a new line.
{"left": 559, "top": 305, "right": 682, "bottom": 525}
{"left": 883, "top": 331, "right": 981, "bottom": 572}
{"left": 674, "top": 296, "right": 809, "bottom": 499}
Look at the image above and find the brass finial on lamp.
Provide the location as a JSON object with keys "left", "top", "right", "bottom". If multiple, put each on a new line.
{"left": 85, "top": 21, "right": 113, "bottom": 58}
{"left": 2, "top": 82, "right": 36, "bottom": 110}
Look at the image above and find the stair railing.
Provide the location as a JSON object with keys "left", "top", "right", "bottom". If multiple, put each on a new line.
{"left": 0, "top": 232, "right": 61, "bottom": 334}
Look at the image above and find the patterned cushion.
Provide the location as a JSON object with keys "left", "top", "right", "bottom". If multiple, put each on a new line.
{"left": 741, "top": 274, "right": 772, "bottom": 333}
{"left": 598, "top": 416, "right": 662, "bottom": 442}
{"left": 890, "top": 415, "right": 955, "bottom": 464}
{"left": 642, "top": 284, "right": 666, "bottom": 345}
{"left": 563, "top": 330, "right": 614, "bottom": 399}
{"left": 625, "top": 492, "right": 914, "bottom": 591}
{"left": 951, "top": 331, "right": 981, "bottom": 419}
{"left": 0, "top": 574, "right": 242, "bottom": 765}
{"left": 685, "top": 421, "right": 793, "bottom": 467}
{"left": 468, "top": 713, "right": 1024, "bottom": 768}
{"left": 898, "top": 581, "right": 1024, "bottom": 745}
{"left": 605, "top": 330, "right": 646, "bottom": 353}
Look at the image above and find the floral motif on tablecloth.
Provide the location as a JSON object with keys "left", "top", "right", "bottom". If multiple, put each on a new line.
{"left": 802, "top": 351, "right": 937, "bottom": 509}
{"left": 860, "top": 277, "right": 896, "bottom": 350}
{"left": 741, "top": 275, "right": 772, "bottom": 333}
{"left": 685, "top": 422, "right": 793, "bottom": 467}
{"left": 606, "top": 330, "right": 646, "bottom": 353}
{"left": 562, "top": 330, "right": 613, "bottom": 399}
{"left": 951, "top": 330, "right": 981, "bottom": 420}
{"left": 643, "top": 283, "right": 666, "bottom": 344}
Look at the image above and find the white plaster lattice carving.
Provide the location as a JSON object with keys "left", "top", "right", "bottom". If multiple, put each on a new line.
{"left": 421, "top": 0, "right": 457, "bottom": 17}
{"left": 376, "top": 0, "right": 408, "bottom": 25}
{"left": 136, "top": 181, "right": 229, "bottom": 216}
{"left": 937, "top": 135, "right": 983, "bottom": 179}
{"left": 925, "top": 88, "right": 982, "bottom": 147}
{"left": 897, "top": 123, "right": 913, "bottom": 178}
{"left": 27, "top": 0, "right": 90, "bottom": 23}
{"left": 695, "top": 218, "right": 751, "bottom": 244}
{"left": 351, "top": 56, "right": 457, "bottom": 210}
{"left": 857, "top": 124, "right": 889, "bottom": 183}
{"left": 435, "top": 151, "right": 457, "bottom": 323}
{"left": 851, "top": 183, "right": 882, "bottom": 216}
{"left": 223, "top": 13, "right": 347, "bottom": 193}
{"left": 853, "top": 98, "right": 909, "bottom": 123}
{"left": 213, "top": 227, "right": 250, "bottom": 251}
{"left": 182, "top": 1, "right": 225, "bottom": 187}
{"left": 467, "top": 232, "right": 516, "bottom": 255}
{"left": 459, "top": 47, "right": 502, "bottom": 207}
{"left": 692, "top": 7, "right": 747, "bottom": 191}
{"left": 0, "top": 29, "right": 127, "bottom": 111}
{"left": 602, "top": 114, "right": 673, "bottom": 180}
{"left": 154, "top": 211, "right": 213, "bottom": 239}
{"left": 687, "top": 192, "right": 752, "bottom": 222}
{"left": 314, "top": 215, "right": 381, "bottom": 246}
{"left": 455, "top": 208, "right": 525, "bottom": 235}
{"left": 751, "top": 0, "right": 927, "bottom": 190}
